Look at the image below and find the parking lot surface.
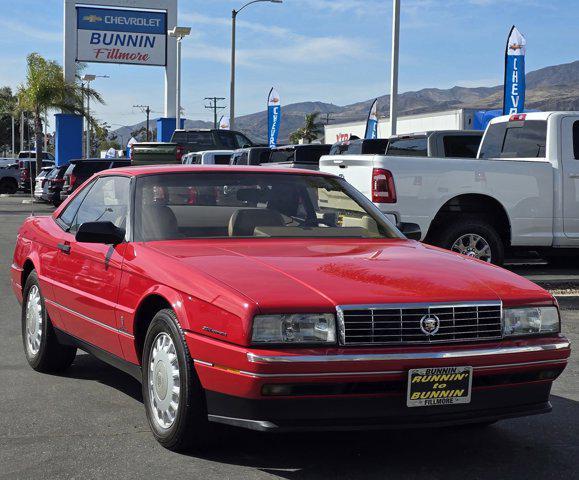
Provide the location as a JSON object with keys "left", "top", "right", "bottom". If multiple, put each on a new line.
{"left": 0, "top": 194, "right": 577, "bottom": 480}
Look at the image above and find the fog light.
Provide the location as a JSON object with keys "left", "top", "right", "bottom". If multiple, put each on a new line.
{"left": 262, "top": 384, "right": 294, "bottom": 396}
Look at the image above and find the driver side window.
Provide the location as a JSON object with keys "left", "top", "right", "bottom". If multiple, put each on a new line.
{"left": 69, "top": 176, "right": 131, "bottom": 233}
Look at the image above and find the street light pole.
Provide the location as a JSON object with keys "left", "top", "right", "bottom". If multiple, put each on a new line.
{"left": 169, "top": 27, "right": 192, "bottom": 133}
{"left": 389, "top": 0, "right": 401, "bottom": 137}
{"left": 230, "top": 0, "right": 282, "bottom": 130}
{"left": 11, "top": 115, "right": 15, "bottom": 158}
{"left": 82, "top": 74, "right": 109, "bottom": 158}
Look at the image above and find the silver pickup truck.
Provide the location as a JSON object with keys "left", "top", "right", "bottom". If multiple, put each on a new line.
{"left": 321, "top": 112, "right": 579, "bottom": 265}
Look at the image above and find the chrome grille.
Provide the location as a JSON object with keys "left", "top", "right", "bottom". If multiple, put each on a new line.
{"left": 337, "top": 302, "right": 502, "bottom": 345}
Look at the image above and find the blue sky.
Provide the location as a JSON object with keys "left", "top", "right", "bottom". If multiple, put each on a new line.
{"left": 0, "top": 0, "right": 577, "bottom": 129}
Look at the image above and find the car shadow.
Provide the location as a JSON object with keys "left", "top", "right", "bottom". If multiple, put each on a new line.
{"left": 58, "top": 354, "right": 579, "bottom": 478}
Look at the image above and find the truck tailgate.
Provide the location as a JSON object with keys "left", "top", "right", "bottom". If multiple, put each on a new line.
{"left": 131, "top": 143, "right": 179, "bottom": 165}
{"left": 319, "top": 154, "right": 376, "bottom": 199}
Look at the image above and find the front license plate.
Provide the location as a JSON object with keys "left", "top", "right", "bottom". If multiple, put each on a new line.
{"left": 407, "top": 366, "right": 473, "bottom": 407}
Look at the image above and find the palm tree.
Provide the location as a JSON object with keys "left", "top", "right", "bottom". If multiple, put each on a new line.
{"left": 289, "top": 112, "right": 324, "bottom": 144}
{"left": 17, "top": 53, "right": 103, "bottom": 176}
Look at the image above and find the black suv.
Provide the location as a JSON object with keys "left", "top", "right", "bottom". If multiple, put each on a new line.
{"left": 230, "top": 147, "right": 271, "bottom": 166}
{"left": 264, "top": 144, "right": 332, "bottom": 170}
{"left": 60, "top": 158, "right": 131, "bottom": 203}
{"left": 170, "top": 129, "right": 255, "bottom": 155}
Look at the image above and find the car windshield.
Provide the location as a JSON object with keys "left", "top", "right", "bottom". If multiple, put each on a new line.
{"left": 134, "top": 172, "right": 399, "bottom": 241}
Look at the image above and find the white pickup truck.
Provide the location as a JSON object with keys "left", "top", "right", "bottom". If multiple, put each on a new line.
{"left": 320, "top": 112, "right": 579, "bottom": 265}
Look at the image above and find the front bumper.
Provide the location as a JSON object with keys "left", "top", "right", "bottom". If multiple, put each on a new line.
{"left": 185, "top": 332, "right": 570, "bottom": 431}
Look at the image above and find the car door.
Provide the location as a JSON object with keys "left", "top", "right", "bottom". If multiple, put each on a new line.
{"left": 52, "top": 175, "right": 131, "bottom": 356}
{"left": 561, "top": 116, "right": 579, "bottom": 241}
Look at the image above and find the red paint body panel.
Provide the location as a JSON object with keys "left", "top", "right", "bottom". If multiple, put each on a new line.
{"left": 12, "top": 166, "right": 571, "bottom": 425}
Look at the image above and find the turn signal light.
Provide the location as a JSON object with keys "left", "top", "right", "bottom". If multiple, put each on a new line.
{"left": 371, "top": 168, "right": 397, "bottom": 203}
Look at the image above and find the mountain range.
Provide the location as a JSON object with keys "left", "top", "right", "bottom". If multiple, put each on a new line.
{"left": 112, "top": 60, "right": 579, "bottom": 144}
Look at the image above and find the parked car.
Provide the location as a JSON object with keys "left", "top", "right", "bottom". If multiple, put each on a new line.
{"left": 182, "top": 150, "right": 233, "bottom": 165}
{"left": 18, "top": 151, "right": 55, "bottom": 161}
{"left": 0, "top": 158, "right": 17, "bottom": 168}
{"left": 19, "top": 158, "right": 55, "bottom": 191}
{"left": 385, "top": 130, "right": 483, "bottom": 158}
{"left": 12, "top": 165, "right": 570, "bottom": 451}
{"left": 130, "top": 130, "right": 256, "bottom": 165}
{"left": 320, "top": 113, "right": 579, "bottom": 265}
{"left": 43, "top": 166, "right": 68, "bottom": 206}
{"left": 230, "top": 147, "right": 271, "bottom": 166}
{"left": 264, "top": 144, "right": 332, "bottom": 170}
{"left": 0, "top": 163, "right": 20, "bottom": 194}
{"left": 33, "top": 167, "right": 53, "bottom": 201}
{"left": 329, "top": 138, "right": 390, "bottom": 156}
{"left": 60, "top": 158, "right": 131, "bottom": 204}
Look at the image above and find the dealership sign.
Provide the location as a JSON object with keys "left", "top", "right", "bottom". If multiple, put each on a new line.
{"left": 76, "top": 6, "right": 167, "bottom": 66}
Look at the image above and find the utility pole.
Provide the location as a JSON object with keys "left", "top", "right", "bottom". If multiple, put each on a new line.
{"left": 133, "top": 105, "right": 152, "bottom": 141}
{"left": 389, "top": 0, "right": 401, "bottom": 136}
{"left": 324, "top": 112, "right": 335, "bottom": 125}
{"left": 20, "top": 111, "right": 24, "bottom": 153}
{"left": 204, "top": 97, "right": 226, "bottom": 129}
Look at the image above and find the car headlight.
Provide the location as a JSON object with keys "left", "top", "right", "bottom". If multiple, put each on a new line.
{"left": 252, "top": 313, "right": 336, "bottom": 344}
{"left": 503, "top": 307, "right": 560, "bottom": 337}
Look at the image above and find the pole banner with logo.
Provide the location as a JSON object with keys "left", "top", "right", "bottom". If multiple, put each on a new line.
{"left": 76, "top": 6, "right": 167, "bottom": 66}
{"left": 503, "top": 25, "right": 526, "bottom": 115}
{"left": 267, "top": 88, "right": 281, "bottom": 148}
{"left": 364, "top": 98, "right": 379, "bottom": 139}
{"left": 219, "top": 116, "right": 230, "bottom": 130}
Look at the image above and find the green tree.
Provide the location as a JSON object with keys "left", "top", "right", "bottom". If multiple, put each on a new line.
{"left": 17, "top": 53, "right": 104, "bottom": 175}
{"left": 289, "top": 112, "right": 324, "bottom": 144}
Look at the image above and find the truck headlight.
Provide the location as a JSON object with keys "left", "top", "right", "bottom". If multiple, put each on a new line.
{"left": 252, "top": 313, "right": 336, "bottom": 345}
{"left": 503, "top": 307, "right": 560, "bottom": 337}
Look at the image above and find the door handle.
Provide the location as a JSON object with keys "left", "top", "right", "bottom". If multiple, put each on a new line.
{"left": 57, "top": 243, "right": 71, "bottom": 254}
{"left": 568, "top": 174, "right": 579, "bottom": 179}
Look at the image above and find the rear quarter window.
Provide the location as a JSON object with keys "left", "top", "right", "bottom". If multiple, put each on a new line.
{"left": 443, "top": 135, "right": 482, "bottom": 158}
{"left": 386, "top": 137, "right": 428, "bottom": 156}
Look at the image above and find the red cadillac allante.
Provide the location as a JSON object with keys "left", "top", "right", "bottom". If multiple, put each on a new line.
{"left": 11, "top": 165, "right": 570, "bottom": 451}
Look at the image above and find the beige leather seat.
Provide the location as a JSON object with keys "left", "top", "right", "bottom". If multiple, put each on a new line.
{"left": 228, "top": 209, "right": 284, "bottom": 237}
{"left": 141, "top": 205, "right": 179, "bottom": 240}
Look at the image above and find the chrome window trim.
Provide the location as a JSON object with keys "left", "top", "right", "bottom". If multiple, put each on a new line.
{"left": 336, "top": 301, "right": 503, "bottom": 346}
{"left": 246, "top": 341, "right": 570, "bottom": 364}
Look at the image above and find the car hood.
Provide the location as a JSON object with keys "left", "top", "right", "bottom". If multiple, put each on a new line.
{"left": 148, "top": 239, "right": 552, "bottom": 312}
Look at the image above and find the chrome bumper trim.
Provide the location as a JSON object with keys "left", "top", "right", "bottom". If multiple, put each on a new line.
{"left": 194, "top": 357, "right": 568, "bottom": 379}
{"left": 246, "top": 341, "right": 570, "bottom": 364}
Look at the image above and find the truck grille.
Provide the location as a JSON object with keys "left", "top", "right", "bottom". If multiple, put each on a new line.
{"left": 337, "top": 302, "right": 502, "bottom": 345}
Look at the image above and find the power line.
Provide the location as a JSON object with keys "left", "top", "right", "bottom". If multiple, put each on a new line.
{"left": 204, "top": 97, "right": 226, "bottom": 129}
{"left": 133, "top": 104, "right": 152, "bottom": 141}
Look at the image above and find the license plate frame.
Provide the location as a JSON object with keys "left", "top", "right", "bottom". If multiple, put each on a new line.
{"left": 407, "top": 366, "right": 473, "bottom": 407}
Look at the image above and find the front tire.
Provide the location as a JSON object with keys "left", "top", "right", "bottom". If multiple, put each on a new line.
{"left": 142, "top": 309, "right": 214, "bottom": 451}
{"left": 22, "top": 271, "right": 77, "bottom": 372}
{"left": 434, "top": 217, "right": 505, "bottom": 266}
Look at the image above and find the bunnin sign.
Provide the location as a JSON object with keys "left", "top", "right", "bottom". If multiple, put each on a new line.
{"left": 76, "top": 6, "right": 167, "bottom": 66}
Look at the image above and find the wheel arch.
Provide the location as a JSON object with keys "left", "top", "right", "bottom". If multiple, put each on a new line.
{"left": 425, "top": 193, "right": 512, "bottom": 245}
{"left": 132, "top": 287, "right": 190, "bottom": 365}
{"left": 21, "top": 258, "right": 36, "bottom": 290}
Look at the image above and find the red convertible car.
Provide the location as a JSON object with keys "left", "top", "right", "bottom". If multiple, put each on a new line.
{"left": 11, "top": 165, "right": 570, "bottom": 451}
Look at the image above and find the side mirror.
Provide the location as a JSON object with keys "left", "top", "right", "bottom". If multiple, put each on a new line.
{"left": 75, "top": 221, "right": 125, "bottom": 245}
{"left": 399, "top": 222, "right": 422, "bottom": 241}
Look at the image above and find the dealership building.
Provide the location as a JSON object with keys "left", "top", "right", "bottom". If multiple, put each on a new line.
{"left": 323, "top": 108, "right": 498, "bottom": 144}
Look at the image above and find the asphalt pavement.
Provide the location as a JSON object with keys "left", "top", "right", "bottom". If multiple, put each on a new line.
{"left": 0, "top": 194, "right": 577, "bottom": 480}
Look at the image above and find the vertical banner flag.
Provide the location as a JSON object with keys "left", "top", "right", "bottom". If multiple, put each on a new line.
{"left": 268, "top": 88, "right": 281, "bottom": 148}
{"left": 219, "top": 116, "right": 230, "bottom": 130}
{"left": 365, "top": 98, "right": 379, "bottom": 139}
{"left": 503, "top": 26, "right": 527, "bottom": 115}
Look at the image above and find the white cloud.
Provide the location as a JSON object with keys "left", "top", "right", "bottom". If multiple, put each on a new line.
{"left": 0, "top": 19, "right": 60, "bottom": 43}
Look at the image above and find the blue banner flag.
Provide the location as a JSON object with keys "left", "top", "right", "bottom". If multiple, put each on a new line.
{"left": 267, "top": 88, "right": 281, "bottom": 148}
{"left": 503, "top": 26, "right": 526, "bottom": 115}
{"left": 364, "top": 98, "right": 379, "bottom": 139}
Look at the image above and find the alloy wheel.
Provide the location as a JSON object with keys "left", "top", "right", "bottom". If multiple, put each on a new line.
{"left": 25, "top": 285, "right": 43, "bottom": 356}
{"left": 451, "top": 233, "right": 492, "bottom": 263}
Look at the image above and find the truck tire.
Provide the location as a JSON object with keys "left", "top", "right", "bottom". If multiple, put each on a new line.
{"left": 434, "top": 218, "right": 505, "bottom": 266}
{"left": 0, "top": 177, "right": 18, "bottom": 194}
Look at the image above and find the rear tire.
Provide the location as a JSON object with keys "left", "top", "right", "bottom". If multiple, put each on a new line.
{"left": 22, "top": 271, "right": 77, "bottom": 372}
{"left": 142, "top": 308, "right": 215, "bottom": 452}
{"left": 0, "top": 178, "right": 18, "bottom": 194}
{"left": 434, "top": 217, "right": 505, "bottom": 266}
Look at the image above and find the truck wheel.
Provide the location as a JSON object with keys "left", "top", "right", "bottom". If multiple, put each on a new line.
{"left": 142, "top": 309, "right": 215, "bottom": 452}
{"left": 435, "top": 218, "right": 505, "bottom": 265}
{"left": 22, "top": 271, "right": 77, "bottom": 372}
{"left": 0, "top": 178, "right": 18, "bottom": 194}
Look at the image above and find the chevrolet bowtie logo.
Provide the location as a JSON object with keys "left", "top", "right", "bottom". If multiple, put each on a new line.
{"left": 509, "top": 43, "right": 523, "bottom": 51}
{"left": 83, "top": 15, "right": 102, "bottom": 23}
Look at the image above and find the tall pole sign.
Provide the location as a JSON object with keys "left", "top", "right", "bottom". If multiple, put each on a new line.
{"left": 503, "top": 25, "right": 527, "bottom": 115}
